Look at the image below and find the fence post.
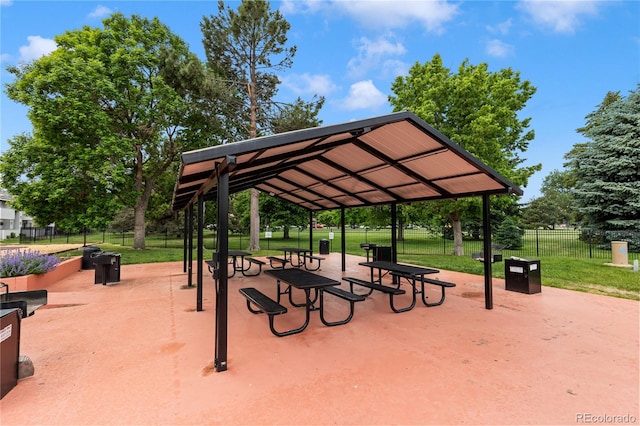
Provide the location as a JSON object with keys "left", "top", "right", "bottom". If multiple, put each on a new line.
{"left": 589, "top": 230, "right": 593, "bottom": 259}
{"left": 122, "top": 230, "right": 125, "bottom": 246}
{"left": 442, "top": 225, "right": 446, "bottom": 255}
{"left": 535, "top": 228, "right": 539, "bottom": 257}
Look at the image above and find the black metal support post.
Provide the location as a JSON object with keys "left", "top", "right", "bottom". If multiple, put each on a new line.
{"left": 214, "top": 156, "right": 235, "bottom": 373}
{"left": 309, "top": 210, "right": 313, "bottom": 252}
{"left": 197, "top": 194, "right": 204, "bottom": 312}
{"left": 341, "top": 207, "right": 346, "bottom": 271}
{"left": 188, "top": 204, "right": 194, "bottom": 288}
{"left": 183, "top": 212, "right": 188, "bottom": 273}
{"left": 482, "top": 194, "right": 493, "bottom": 309}
{"left": 391, "top": 202, "right": 398, "bottom": 263}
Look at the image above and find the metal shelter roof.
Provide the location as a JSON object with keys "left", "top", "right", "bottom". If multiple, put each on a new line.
{"left": 172, "top": 111, "right": 522, "bottom": 211}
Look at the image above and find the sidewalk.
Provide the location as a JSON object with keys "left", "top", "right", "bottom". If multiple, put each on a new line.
{"left": 1, "top": 253, "right": 638, "bottom": 425}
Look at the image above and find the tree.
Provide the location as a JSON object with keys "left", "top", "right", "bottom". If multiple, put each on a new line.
{"left": 259, "top": 96, "right": 324, "bottom": 237}
{"left": 568, "top": 86, "right": 640, "bottom": 240}
{"left": 1, "top": 13, "right": 224, "bottom": 248}
{"left": 521, "top": 169, "right": 575, "bottom": 229}
{"left": 389, "top": 54, "right": 540, "bottom": 255}
{"left": 201, "top": 0, "right": 297, "bottom": 251}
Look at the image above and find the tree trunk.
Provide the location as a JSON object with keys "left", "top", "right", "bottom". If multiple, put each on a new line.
{"left": 132, "top": 179, "right": 153, "bottom": 250}
{"left": 247, "top": 188, "right": 260, "bottom": 251}
{"left": 246, "top": 81, "right": 260, "bottom": 251}
{"left": 450, "top": 211, "right": 464, "bottom": 256}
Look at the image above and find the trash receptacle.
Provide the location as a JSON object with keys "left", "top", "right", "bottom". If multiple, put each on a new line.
{"left": 319, "top": 239, "right": 330, "bottom": 255}
{"left": 82, "top": 246, "right": 102, "bottom": 270}
{"left": 373, "top": 246, "right": 392, "bottom": 262}
{"left": 1, "top": 308, "right": 21, "bottom": 399}
{"left": 505, "top": 258, "right": 541, "bottom": 294}
{"left": 93, "top": 252, "right": 121, "bottom": 285}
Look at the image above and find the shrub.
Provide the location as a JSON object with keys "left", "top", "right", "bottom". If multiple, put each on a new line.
{"left": 0, "top": 249, "right": 60, "bottom": 278}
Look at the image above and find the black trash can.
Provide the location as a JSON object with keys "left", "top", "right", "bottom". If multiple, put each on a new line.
{"left": 373, "top": 246, "right": 392, "bottom": 262}
{"left": 93, "top": 252, "right": 121, "bottom": 285}
{"left": 319, "top": 239, "right": 330, "bottom": 255}
{"left": 81, "top": 246, "right": 102, "bottom": 270}
{"left": 1, "top": 308, "right": 21, "bottom": 399}
{"left": 505, "top": 258, "right": 541, "bottom": 294}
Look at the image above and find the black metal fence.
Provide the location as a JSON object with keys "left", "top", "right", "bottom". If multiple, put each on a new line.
{"left": 16, "top": 226, "right": 639, "bottom": 262}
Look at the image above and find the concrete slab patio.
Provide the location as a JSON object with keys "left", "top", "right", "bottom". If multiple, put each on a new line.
{"left": 0, "top": 253, "right": 638, "bottom": 425}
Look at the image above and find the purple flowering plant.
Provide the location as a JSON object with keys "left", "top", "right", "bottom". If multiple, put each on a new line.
{"left": 0, "top": 249, "right": 60, "bottom": 278}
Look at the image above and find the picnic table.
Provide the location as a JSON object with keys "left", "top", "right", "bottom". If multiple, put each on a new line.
{"left": 342, "top": 261, "right": 455, "bottom": 312}
{"left": 238, "top": 269, "right": 343, "bottom": 336}
{"left": 267, "top": 247, "right": 325, "bottom": 271}
{"left": 209, "top": 250, "right": 264, "bottom": 278}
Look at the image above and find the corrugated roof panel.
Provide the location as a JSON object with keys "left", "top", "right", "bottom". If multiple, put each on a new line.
{"left": 297, "top": 159, "right": 346, "bottom": 181}
{"left": 323, "top": 144, "right": 385, "bottom": 172}
{"left": 400, "top": 150, "right": 478, "bottom": 180}
{"left": 360, "top": 166, "right": 417, "bottom": 187}
{"left": 437, "top": 173, "right": 506, "bottom": 193}
{"left": 361, "top": 121, "right": 443, "bottom": 159}
{"left": 306, "top": 183, "right": 348, "bottom": 198}
{"left": 329, "top": 176, "right": 377, "bottom": 193}
{"left": 389, "top": 183, "right": 440, "bottom": 199}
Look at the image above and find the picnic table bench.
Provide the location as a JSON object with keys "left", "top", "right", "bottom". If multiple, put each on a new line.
{"left": 238, "top": 287, "right": 289, "bottom": 336}
{"left": 342, "top": 276, "right": 412, "bottom": 313}
{"left": 390, "top": 272, "right": 456, "bottom": 307}
{"left": 319, "top": 286, "right": 365, "bottom": 326}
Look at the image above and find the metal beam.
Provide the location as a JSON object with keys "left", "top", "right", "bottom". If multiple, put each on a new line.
{"left": 482, "top": 194, "right": 493, "bottom": 309}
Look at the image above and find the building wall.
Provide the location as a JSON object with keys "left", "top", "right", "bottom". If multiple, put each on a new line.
{"left": 0, "top": 189, "right": 33, "bottom": 240}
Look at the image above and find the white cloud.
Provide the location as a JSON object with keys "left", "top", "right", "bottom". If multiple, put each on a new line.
{"left": 339, "top": 80, "right": 387, "bottom": 111}
{"left": 18, "top": 36, "right": 57, "bottom": 62}
{"left": 486, "top": 18, "right": 513, "bottom": 35}
{"left": 517, "top": 0, "right": 601, "bottom": 33}
{"left": 0, "top": 53, "right": 11, "bottom": 64}
{"left": 0, "top": 0, "right": 13, "bottom": 6}
{"left": 280, "top": 0, "right": 324, "bottom": 15}
{"left": 88, "top": 5, "right": 112, "bottom": 19}
{"left": 280, "top": 73, "right": 338, "bottom": 96}
{"left": 335, "top": 0, "right": 459, "bottom": 33}
{"left": 381, "top": 58, "right": 410, "bottom": 79}
{"left": 486, "top": 39, "right": 515, "bottom": 58}
{"left": 347, "top": 35, "right": 407, "bottom": 78}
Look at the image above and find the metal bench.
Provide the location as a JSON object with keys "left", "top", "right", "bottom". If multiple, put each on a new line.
{"left": 389, "top": 272, "right": 456, "bottom": 307}
{"left": 343, "top": 276, "right": 414, "bottom": 313}
{"left": 303, "top": 254, "right": 325, "bottom": 271}
{"left": 238, "top": 287, "right": 295, "bottom": 337}
{"left": 243, "top": 258, "right": 265, "bottom": 276}
{"left": 319, "top": 286, "right": 365, "bottom": 326}
{"left": 267, "top": 256, "right": 288, "bottom": 269}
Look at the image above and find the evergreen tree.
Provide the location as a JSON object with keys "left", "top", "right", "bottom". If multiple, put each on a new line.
{"left": 570, "top": 86, "right": 640, "bottom": 243}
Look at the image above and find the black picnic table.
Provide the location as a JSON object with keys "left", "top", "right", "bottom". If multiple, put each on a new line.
{"left": 357, "top": 261, "right": 454, "bottom": 309}
{"left": 264, "top": 268, "right": 340, "bottom": 334}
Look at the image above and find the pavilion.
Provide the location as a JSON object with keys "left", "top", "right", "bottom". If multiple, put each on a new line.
{"left": 171, "top": 111, "right": 523, "bottom": 371}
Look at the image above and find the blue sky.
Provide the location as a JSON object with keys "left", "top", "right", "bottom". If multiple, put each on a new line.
{"left": 1, "top": 0, "right": 638, "bottom": 201}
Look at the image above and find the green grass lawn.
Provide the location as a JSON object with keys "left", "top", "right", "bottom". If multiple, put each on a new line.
{"left": 65, "top": 241, "right": 639, "bottom": 301}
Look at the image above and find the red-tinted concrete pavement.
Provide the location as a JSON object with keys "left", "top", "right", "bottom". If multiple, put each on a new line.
{"left": 1, "top": 254, "right": 638, "bottom": 425}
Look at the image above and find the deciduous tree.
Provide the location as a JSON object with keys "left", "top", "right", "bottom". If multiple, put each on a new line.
{"left": 389, "top": 54, "right": 540, "bottom": 255}
{"left": 1, "top": 13, "right": 224, "bottom": 248}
